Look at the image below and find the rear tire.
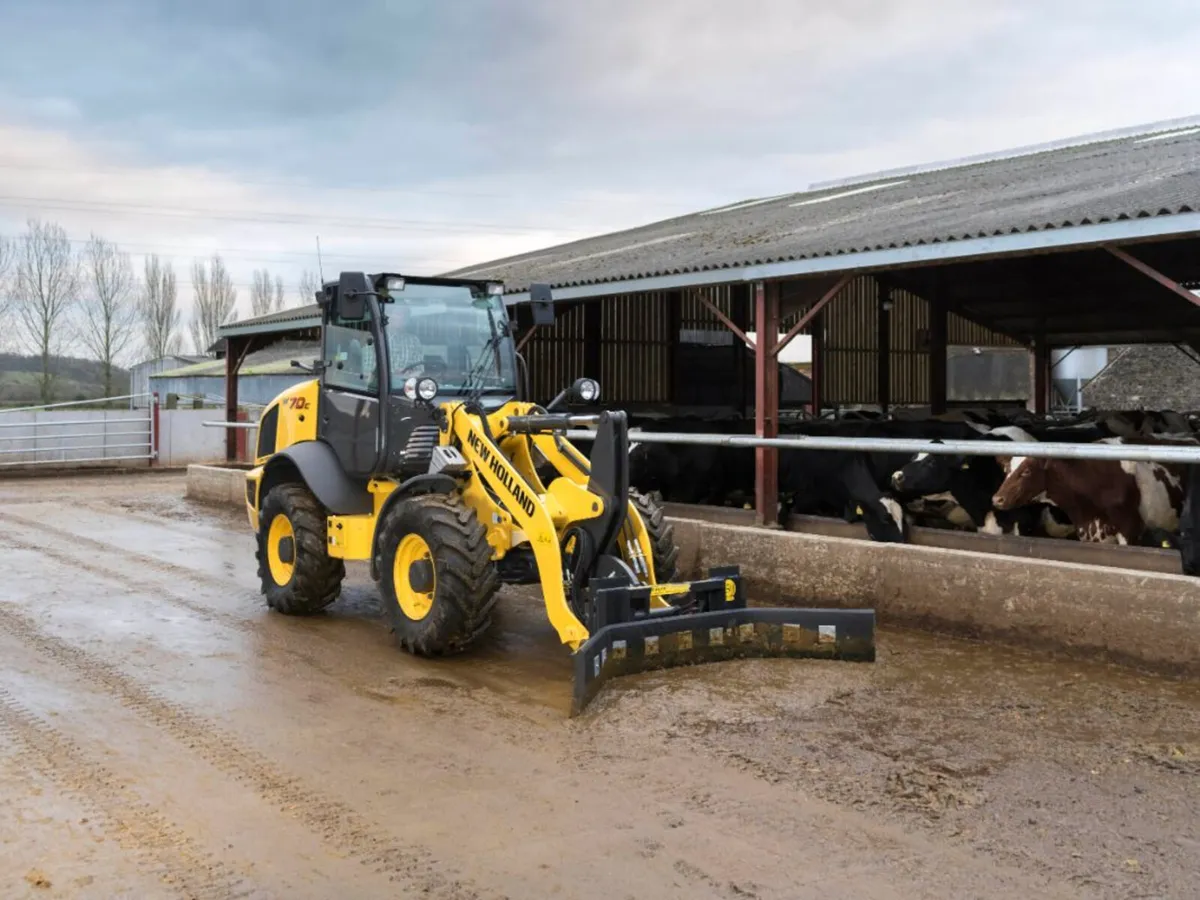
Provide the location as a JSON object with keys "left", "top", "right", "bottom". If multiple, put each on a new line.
{"left": 378, "top": 493, "right": 499, "bottom": 656}
{"left": 630, "top": 489, "right": 680, "bottom": 584}
{"left": 256, "top": 483, "right": 344, "bottom": 614}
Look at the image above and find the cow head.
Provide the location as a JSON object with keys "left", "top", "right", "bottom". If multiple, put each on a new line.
{"left": 992, "top": 456, "right": 1047, "bottom": 510}
{"left": 891, "top": 448, "right": 966, "bottom": 495}
{"left": 627, "top": 441, "right": 675, "bottom": 495}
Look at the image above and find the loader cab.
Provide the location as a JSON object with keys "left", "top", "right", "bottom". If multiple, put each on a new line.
{"left": 316, "top": 271, "right": 521, "bottom": 480}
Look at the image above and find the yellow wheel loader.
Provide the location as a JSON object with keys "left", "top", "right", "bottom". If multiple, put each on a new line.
{"left": 245, "top": 271, "right": 875, "bottom": 714}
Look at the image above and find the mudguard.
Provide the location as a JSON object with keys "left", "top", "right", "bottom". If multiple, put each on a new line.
{"left": 268, "top": 440, "right": 372, "bottom": 515}
{"left": 571, "top": 567, "right": 876, "bottom": 715}
{"left": 369, "top": 474, "right": 460, "bottom": 580}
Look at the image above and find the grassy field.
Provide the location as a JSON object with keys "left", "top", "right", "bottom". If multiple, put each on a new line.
{"left": 0, "top": 354, "right": 131, "bottom": 406}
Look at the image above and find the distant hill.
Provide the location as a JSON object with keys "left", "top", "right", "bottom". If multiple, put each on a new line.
{"left": 0, "top": 354, "right": 132, "bottom": 406}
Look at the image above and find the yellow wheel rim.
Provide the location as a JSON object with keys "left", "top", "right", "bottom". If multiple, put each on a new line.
{"left": 394, "top": 534, "right": 435, "bottom": 621}
{"left": 266, "top": 513, "right": 296, "bottom": 585}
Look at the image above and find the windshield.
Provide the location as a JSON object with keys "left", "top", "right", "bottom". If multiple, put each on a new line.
{"left": 382, "top": 283, "right": 516, "bottom": 395}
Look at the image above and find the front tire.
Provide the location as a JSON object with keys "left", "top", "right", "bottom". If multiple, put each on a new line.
{"left": 377, "top": 493, "right": 499, "bottom": 656}
{"left": 256, "top": 483, "right": 344, "bottom": 614}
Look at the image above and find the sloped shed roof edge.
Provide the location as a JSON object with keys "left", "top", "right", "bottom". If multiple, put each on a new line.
{"left": 218, "top": 305, "right": 322, "bottom": 339}
{"left": 444, "top": 124, "right": 1200, "bottom": 299}
{"left": 499, "top": 210, "right": 1200, "bottom": 303}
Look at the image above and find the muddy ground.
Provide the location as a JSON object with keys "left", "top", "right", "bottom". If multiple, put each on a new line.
{"left": 0, "top": 471, "right": 1196, "bottom": 899}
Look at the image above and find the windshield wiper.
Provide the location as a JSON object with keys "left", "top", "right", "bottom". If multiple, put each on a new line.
{"left": 458, "top": 307, "right": 506, "bottom": 400}
{"left": 458, "top": 337, "right": 495, "bottom": 395}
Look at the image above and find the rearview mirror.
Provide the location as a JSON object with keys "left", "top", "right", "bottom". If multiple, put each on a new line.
{"left": 529, "top": 282, "right": 555, "bottom": 326}
{"left": 337, "top": 271, "right": 372, "bottom": 321}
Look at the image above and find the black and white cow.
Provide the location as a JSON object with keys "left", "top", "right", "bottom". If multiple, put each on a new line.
{"left": 889, "top": 425, "right": 1076, "bottom": 538}
{"left": 773, "top": 419, "right": 993, "bottom": 542}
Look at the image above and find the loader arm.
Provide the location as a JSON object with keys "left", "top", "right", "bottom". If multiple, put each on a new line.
{"left": 524, "top": 428, "right": 665, "bottom": 600}
{"left": 446, "top": 403, "right": 594, "bottom": 649}
{"left": 493, "top": 402, "right": 666, "bottom": 601}
{"left": 500, "top": 404, "right": 667, "bottom": 605}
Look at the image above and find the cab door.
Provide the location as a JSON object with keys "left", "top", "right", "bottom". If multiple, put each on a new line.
{"left": 319, "top": 306, "right": 382, "bottom": 478}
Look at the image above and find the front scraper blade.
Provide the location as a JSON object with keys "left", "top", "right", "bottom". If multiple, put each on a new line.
{"left": 571, "top": 606, "right": 876, "bottom": 716}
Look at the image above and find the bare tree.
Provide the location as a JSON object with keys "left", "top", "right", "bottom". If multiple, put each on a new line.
{"left": 80, "top": 234, "right": 137, "bottom": 397}
{"left": 298, "top": 269, "right": 321, "bottom": 306}
{"left": 139, "top": 255, "right": 182, "bottom": 360}
{"left": 0, "top": 235, "right": 14, "bottom": 333}
{"left": 190, "top": 253, "right": 238, "bottom": 354}
{"left": 250, "top": 268, "right": 273, "bottom": 316}
{"left": 250, "top": 268, "right": 288, "bottom": 315}
{"left": 11, "top": 218, "right": 80, "bottom": 403}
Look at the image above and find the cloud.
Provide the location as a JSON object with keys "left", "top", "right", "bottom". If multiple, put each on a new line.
{"left": 0, "top": 0, "right": 1198, "bottom": 360}
{"left": 0, "top": 119, "right": 593, "bottom": 354}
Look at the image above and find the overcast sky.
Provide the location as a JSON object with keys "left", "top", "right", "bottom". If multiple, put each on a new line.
{"left": 1, "top": 0, "right": 1198, "bottom": 352}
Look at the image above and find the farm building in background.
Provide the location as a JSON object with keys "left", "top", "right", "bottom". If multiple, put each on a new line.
{"left": 128, "top": 355, "right": 206, "bottom": 407}
{"left": 1082, "top": 345, "right": 1200, "bottom": 411}
{"left": 150, "top": 341, "right": 319, "bottom": 408}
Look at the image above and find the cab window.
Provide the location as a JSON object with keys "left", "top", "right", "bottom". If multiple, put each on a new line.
{"left": 324, "top": 309, "right": 378, "bottom": 393}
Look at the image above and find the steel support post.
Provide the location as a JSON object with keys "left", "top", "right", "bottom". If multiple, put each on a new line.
{"left": 731, "top": 284, "right": 751, "bottom": 415}
{"left": 150, "top": 392, "right": 160, "bottom": 466}
{"left": 754, "top": 281, "right": 780, "bottom": 525}
{"left": 877, "top": 279, "right": 892, "bottom": 416}
{"left": 583, "top": 300, "right": 602, "bottom": 384}
{"left": 666, "top": 290, "right": 682, "bottom": 404}
{"left": 225, "top": 340, "right": 239, "bottom": 462}
{"left": 928, "top": 289, "right": 948, "bottom": 415}
{"left": 1033, "top": 335, "right": 1051, "bottom": 415}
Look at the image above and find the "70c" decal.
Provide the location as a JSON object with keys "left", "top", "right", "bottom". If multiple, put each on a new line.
{"left": 286, "top": 397, "right": 310, "bottom": 410}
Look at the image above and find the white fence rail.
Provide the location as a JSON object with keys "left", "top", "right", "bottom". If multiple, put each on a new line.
{"left": 0, "top": 394, "right": 156, "bottom": 468}
{"left": 566, "top": 428, "right": 1200, "bottom": 465}
{"left": 193, "top": 416, "right": 1200, "bottom": 467}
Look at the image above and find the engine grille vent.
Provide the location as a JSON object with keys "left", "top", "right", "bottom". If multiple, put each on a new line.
{"left": 398, "top": 424, "right": 440, "bottom": 474}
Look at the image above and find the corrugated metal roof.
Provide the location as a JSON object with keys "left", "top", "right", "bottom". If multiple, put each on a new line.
{"left": 154, "top": 341, "right": 320, "bottom": 378}
{"left": 444, "top": 123, "right": 1200, "bottom": 293}
{"left": 219, "top": 304, "right": 321, "bottom": 340}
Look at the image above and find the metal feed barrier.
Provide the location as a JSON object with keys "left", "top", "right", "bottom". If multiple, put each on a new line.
{"left": 565, "top": 425, "right": 1200, "bottom": 465}
{"left": 0, "top": 393, "right": 157, "bottom": 469}
{"left": 201, "top": 413, "right": 1200, "bottom": 465}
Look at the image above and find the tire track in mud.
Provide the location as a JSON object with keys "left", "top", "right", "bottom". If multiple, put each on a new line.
{"left": 0, "top": 687, "right": 253, "bottom": 900}
{"left": 0, "top": 510, "right": 548, "bottom": 705}
{"left": 76, "top": 497, "right": 244, "bottom": 535}
{"left": 0, "top": 515, "right": 565, "bottom": 724}
{"left": 0, "top": 597, "right": 496, "bottom": 900}
{"left": 0, "top": 529, "right": 257, "bottom": 636}
{"left": 0, "top": 509, "right": 257, "bottom": 600}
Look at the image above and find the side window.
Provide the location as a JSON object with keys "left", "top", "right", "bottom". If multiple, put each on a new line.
{"left": 324, "top": 314, "right": 379, "bottom": 393}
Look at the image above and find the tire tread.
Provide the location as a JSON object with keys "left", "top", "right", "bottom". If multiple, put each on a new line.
{"left": 256, "top": 483, "right": 344, "bottom": 614}
{"left": 378, "top": 493, "right": 498, "bottom": 656}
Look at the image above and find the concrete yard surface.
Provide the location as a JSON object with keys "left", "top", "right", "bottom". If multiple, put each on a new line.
{"left": 0, "top": 472, "right": 1197, "bottom": 899}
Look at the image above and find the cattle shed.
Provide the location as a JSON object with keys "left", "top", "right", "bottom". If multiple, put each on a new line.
{"left": 439, "top": 119, "right": 1200, "bottom": 517}
{"left": 215, "top": 119, "right": 1200, "bottom": 512}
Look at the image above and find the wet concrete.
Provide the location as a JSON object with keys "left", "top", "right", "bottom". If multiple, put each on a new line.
{"left": 0, "top": 471, "right": 1196, "bottom": 899}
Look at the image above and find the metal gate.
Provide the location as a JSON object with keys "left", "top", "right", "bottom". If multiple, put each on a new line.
{"left": 0, "top": 393, "right": 157, "bottom": 469}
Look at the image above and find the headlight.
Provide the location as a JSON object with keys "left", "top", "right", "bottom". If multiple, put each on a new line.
{"left": 416, "top": 377, "right": 439, "bottom": 401}
{"left": 486, "top": 282, "right": 504, "bottom": 296}
{"left": 574, "top": 377, "right": 600, "bottom": 403}
{"left": 384, "top": 276, "right": 405, "bottom": 291}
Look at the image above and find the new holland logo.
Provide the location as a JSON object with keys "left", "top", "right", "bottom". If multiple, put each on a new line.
{"left": 466, "top": 430, "right": 537, "bottom": 518}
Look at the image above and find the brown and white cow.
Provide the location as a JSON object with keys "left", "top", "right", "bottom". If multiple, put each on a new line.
{"left": 991, "top": 450, "right": 1186, "bottom": 545}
